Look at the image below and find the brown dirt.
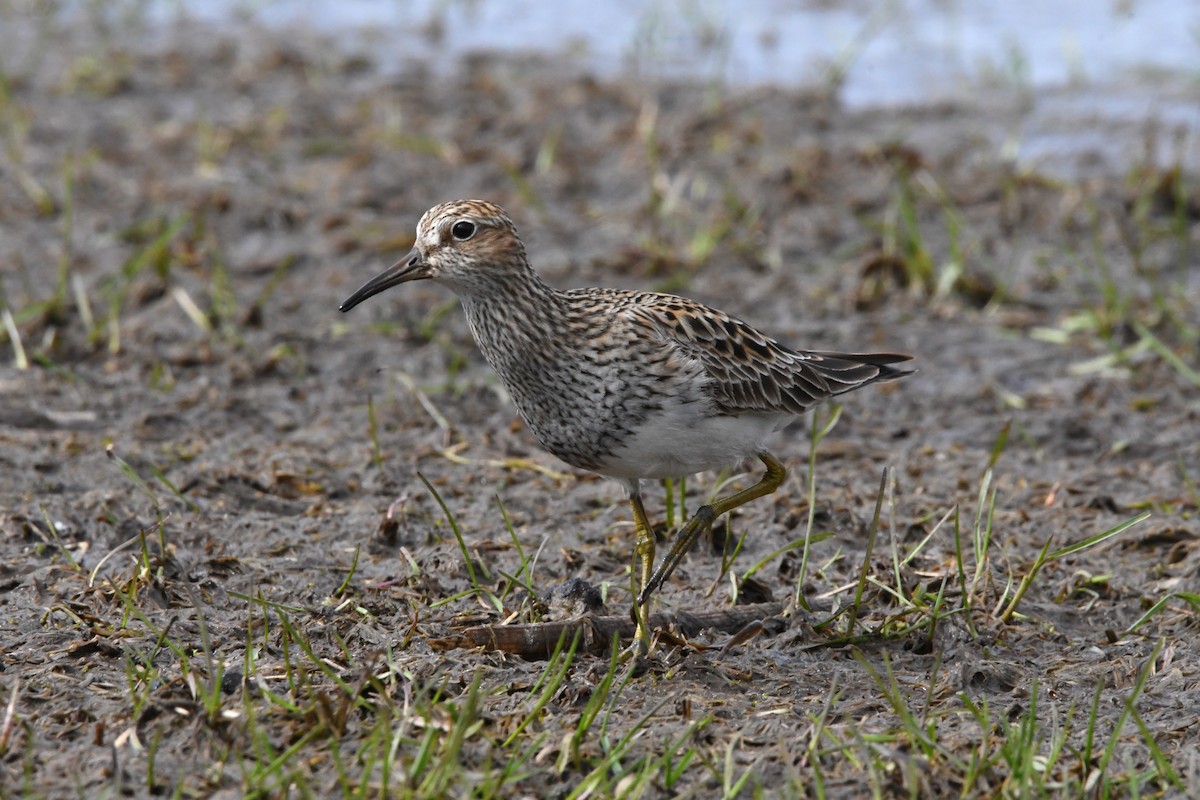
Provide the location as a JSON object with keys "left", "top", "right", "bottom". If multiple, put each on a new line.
{"left": 1, "top": 7, "right": 1198, "bottom": 798}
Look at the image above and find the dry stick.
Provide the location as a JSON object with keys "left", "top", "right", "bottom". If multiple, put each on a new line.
{"left": 433, "top": 601, "right": 787, "bottom": 659}
{"left": 0, "top": 677, "right": 18, "bottom": 754}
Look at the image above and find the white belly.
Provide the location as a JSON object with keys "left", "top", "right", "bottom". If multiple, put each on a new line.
{"left": 597, "top": 409, "right": 791, "bottom": 480}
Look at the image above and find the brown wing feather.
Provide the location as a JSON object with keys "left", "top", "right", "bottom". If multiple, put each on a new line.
{"left": 626, "top": 294, "right": 911, "bottom": 416}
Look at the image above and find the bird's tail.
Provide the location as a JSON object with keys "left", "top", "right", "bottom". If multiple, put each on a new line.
{"left": 805, "top": 351, "right": 914, "bottom": 394}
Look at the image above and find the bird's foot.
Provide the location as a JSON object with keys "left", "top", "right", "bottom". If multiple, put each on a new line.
{"left": 618, "top": 636, "right": 649, "bottom": 665}
{"left": 638, "top": 504, "right": 716, "bottom": 605}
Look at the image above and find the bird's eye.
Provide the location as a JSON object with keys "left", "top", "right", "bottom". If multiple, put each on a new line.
{"left": 451, "top": 221, "right": 476, "bottom": 241}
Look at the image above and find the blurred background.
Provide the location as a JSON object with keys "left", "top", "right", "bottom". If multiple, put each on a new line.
{"left": 10, "top": 0, "right": 1195, "bottom": 171}
{"left": 175, "top": 1, "right": 1197, "bottom": 100}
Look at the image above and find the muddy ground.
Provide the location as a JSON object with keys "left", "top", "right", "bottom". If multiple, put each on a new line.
{"left": 1, "top": 6, "right": 1198, "bottom": 798}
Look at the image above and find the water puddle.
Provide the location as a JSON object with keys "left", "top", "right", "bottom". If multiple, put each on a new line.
{"left": 11, "top": 0, "right": 1199, "bottom": 174}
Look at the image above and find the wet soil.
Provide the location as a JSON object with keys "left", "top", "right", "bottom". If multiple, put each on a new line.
{"left": 1, "top": 8, "right": 1198, "bottom": 798}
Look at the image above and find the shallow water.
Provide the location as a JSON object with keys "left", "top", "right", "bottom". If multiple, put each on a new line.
{"left": 28, "top": 0, "right": 1181, "bottom": 175}
{"left": 135, "top": 0, "right": 1199, "bottom": 107}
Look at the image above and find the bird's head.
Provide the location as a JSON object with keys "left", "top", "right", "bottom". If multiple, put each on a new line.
{"left": 340, "top": 199, "right": 528, "bottom": 311}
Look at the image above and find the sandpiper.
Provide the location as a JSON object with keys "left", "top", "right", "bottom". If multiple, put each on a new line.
{"left": 341, "top": 200, "right": 911, "bottom": 652}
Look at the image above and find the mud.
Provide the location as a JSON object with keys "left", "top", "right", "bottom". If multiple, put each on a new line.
{"left": 1, "top": 7, "right": 1198, "bottom": 797}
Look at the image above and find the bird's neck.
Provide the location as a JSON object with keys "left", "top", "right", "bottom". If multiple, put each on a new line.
{"left": 458, "top": 270, "right": 569, "bottom": 364}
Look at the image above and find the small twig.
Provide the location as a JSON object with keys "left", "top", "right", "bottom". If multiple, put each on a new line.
{"left": 439, "top": 441, "right": 570, "bottom": 481}
{"left": 433, "top": 601, "right": 787, "bottom": 659}
{"left": 0, "top": 677, "right": 19, "bottom": 754}
{"left": 392, "top": 370, "right": 452, "bottom": 441}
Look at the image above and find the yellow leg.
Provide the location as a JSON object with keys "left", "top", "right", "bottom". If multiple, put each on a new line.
{"left": 628, "top": 490, "right": 656, "bottom": 653}
{"left": 639, "top": 453, "right": 786, "bottom": 606}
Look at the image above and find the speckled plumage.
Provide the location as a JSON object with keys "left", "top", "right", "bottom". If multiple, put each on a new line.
{"left": 341, "top": 200, "right": 912, "bottom": 651}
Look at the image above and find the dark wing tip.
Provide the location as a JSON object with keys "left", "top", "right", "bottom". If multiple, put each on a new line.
{"left": 851, "top": 353, "right": 915, "bottom": 381}
{"left": 806, "top": 351, "right": 915, "bottom": 390}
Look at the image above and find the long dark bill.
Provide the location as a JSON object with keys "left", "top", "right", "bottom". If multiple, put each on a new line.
{"left": 339, "top": 248, "right": 429, "bottom": 312}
